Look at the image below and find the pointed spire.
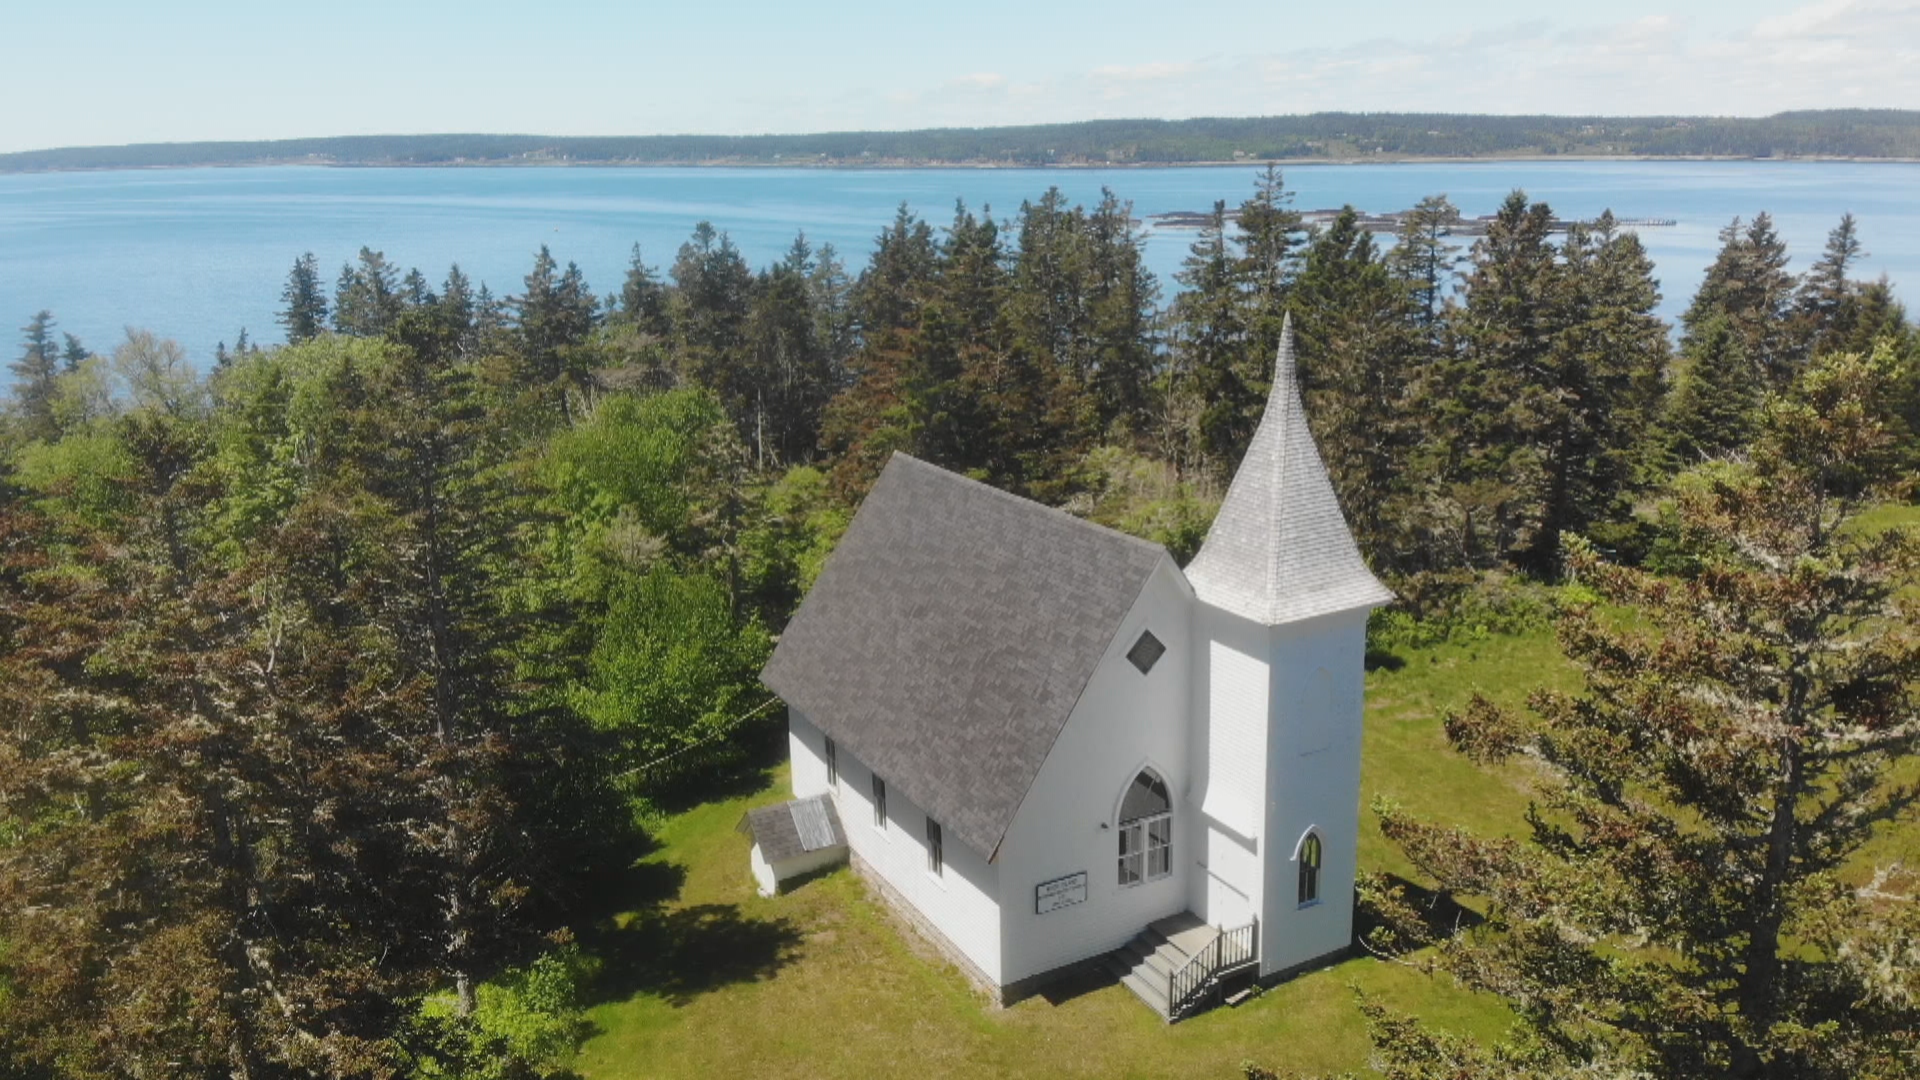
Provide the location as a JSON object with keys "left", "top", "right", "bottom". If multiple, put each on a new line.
{"left": 1271, "top": 310, "right": 1297, "bottom": 402}
{"left": 1183, "top": 316, "right": 1394, "bottom": 625}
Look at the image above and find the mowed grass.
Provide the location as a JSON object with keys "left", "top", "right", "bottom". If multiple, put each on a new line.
{"left": 570, "top": 631, "right": 1574, "bottom": 1079}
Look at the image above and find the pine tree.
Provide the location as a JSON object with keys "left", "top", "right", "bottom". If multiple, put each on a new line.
{"left": 278, "top": 251, "right": 330, "bottom": 344}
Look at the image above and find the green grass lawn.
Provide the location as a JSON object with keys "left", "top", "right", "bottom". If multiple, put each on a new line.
{"left": 569, "top": 631, "right": 1571, "bottom": 1079}
{"left": 571, "top": 510, "right": 1920, "bottom": 1075}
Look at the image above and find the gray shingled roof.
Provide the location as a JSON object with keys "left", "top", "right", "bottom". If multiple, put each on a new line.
{"left": 741, "top": 795, "right": 844, "bottom": 864}
{"left": 761, "top": 454, "right": 1168, "bottom": 861}
{"left": 1185, "top": 315, "right": 1396, "bottom": 625}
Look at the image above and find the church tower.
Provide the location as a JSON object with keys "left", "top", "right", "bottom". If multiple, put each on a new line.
{"left": 1182, "top": 316, "right": 1394, "bottom": 978}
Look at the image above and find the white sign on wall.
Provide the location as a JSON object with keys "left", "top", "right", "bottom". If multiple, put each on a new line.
{"left": 1035, "top": 871, "right": 1088, "bottom": 914}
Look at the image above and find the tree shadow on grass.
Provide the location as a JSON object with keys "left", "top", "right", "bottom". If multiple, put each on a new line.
{"left": 1351, "top": 873, "right": 1485, "bottom": 959}
{"left": 1365, "top": 648, "right": 1408, "bottom": 672}
{"left": 585, "top": 901, "right": 804, "bottom": 1008}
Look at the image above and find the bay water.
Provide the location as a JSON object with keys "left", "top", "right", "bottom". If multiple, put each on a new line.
{"left": 2, "top": 161, "right": 1916, "bottom": 366}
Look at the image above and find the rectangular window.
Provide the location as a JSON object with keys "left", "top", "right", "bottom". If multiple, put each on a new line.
{"left": 871, "top": 775, "right": 887, "bottom": 830}
{"left": 1147, "top": 815, "right": 1172, "bottom": 879}
{"left": 926, "top": 818, "right": 943, "bottom": 876}
{"left": 1118, "top": 822, "right": 1143, "bottom": 886}
{"left": 1118, "top": 812, "right": 1173, "bottom": 887}
{"left": 824, "top": 737, "right": 837, "bottom": 789}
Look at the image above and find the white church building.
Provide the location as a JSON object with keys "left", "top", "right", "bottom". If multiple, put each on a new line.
{"left": 751, "top": 321, "right": 1393, "bottom": 1020}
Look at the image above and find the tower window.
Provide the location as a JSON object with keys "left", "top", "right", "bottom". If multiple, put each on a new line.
{"left": 871, "top": 775, "right": 887, "bottom": 830}
{"left": 926, "top": 818, "right": 943, "bottom": 876}
{"left": 825, "top": 737, "right": 837, "bottom": 789}
{"left": 1126, "top": 630, "right": 1166, "bottom": 675}
{"left": 1298, "top": 831, "right": 1322, "bottom": 907}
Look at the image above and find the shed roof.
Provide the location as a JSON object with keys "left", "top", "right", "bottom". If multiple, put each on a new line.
{"left": 741, "top": 795, "right": 845, "bottom": 865}
{"left": 1184, "top": 316, "right": 1395, "bottom": 625}
{"left": 761, "top": 454, "right": 1167, "bottom": 860}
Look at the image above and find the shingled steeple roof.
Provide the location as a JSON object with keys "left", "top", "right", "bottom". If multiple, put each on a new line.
{"left": 1183, "top": 315, "right": 1395, "bottom": 625}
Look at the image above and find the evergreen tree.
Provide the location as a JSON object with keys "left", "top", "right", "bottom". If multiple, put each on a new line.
{"left": 1085, "top": 188, "right": 1161, "bottom": 439}
{"left": 332, "top": 246, "right": 403, "bottom": 338}
{"left": 8, "top": 310, "right": 61, "bottom": 442}
{"left": 278, "top": 251, "right": 330, "bottom": 344}
{"left": 1522, "top": 213, "right": 1669, "bottom": 574}
{"left": 1663, "top": 314, "right": 1760, "bottom": 464}
{"left": 1439, "top": 190, "right": 1562, "bottom": 567}
{"left": 512, "top": 245, "right": 599, "bottom": 417}
{"left": 1685, "top": 214, "right": 1797, "bottom": 388}
{"left": 614, "top": 242, "right": 672, "bottom": 338}
{"left": 740, "top": 234, "right": 833, "bottom": 467}
{"left": 1355, "top": 347, "right": 1920, "bottom": 1080}
{"left": 1169, "top": 200, "right": 1252, "bottom": 474}
{"left": 1386, "top": 194, "right": 1465, "bottom": 337}
{"left": 670, "top": 223, "right": 755, "bottom": 417}
{"left": 1793, "top": 213, "right": 1866, "bottom": 359}
{"left": 1235, "top": 164, "right": 1306, "bottom": 364}
{"left": 1289, "top": 209, "right": 1418, "bottom": 572}
{"left": 59, "top": 332, "right": 88, "bottom": 373}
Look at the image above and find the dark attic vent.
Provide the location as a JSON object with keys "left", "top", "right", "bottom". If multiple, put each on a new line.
{"left": 1126, "top": 630, "right": 1166, "bottom": 675}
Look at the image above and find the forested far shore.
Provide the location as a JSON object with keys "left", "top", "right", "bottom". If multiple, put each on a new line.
{"left": 6, "top": 108, "right": 1920, "bottom": 172}
{"left": 3, "top": 169, "right": 1918, "bottom": 1076}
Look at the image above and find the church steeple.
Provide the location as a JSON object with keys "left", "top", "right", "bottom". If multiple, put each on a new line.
{"left": 1183, "top": 315, "right": 1394, "bottom": 625}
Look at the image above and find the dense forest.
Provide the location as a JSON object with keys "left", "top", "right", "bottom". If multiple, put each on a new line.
{"left": 4, "top": 171, "right": 1918, "bottom": 1077}
{"left": 6, "top": 109, "right": 1920, "bottom": 172}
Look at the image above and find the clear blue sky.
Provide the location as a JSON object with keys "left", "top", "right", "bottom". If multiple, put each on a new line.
{"left": 4, "top": 0, "right": 1916, "bottom": 154}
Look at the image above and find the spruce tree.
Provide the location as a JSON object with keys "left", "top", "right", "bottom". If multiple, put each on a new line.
{"left": 332, "top": 247, "right": 403, "bottom": 338}
{"left": 278, "top": 251, "right": 330, "bottom": 343}
{"left": 1170, "top": 200, "right": 1252, "bottom": 475}
{"left": 1350, "top": 347, "right": 1920, "bottom": 1080}
{"left": 1386, "top": 194, "right": 1464, "bottom": 339}
{"left": 1793, "top": 213, "right": 1865, "bottom": 360}
{"left": 1236, "top": 164, "right": 1306, "bottom": 365}
{"left": 1289, "top": 208, "right": 1418, "bottom": 573}
{"left": 1663, "top": 314, "right": 1760, "bottom": 465}
{"left": 8, "top": 311, "right": 61, "bottom": 442}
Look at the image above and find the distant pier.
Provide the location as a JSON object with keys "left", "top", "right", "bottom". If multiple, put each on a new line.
{"left": 1148, "top": 207, "right": 1677, "bottom": 236}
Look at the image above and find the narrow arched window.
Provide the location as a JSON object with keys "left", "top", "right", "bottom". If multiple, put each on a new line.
{"left": 1297, "top": 831, "right": 1322, "bottom": 906}
{"left": 1117, "top": 770, "right": 1172, "bottom": 887}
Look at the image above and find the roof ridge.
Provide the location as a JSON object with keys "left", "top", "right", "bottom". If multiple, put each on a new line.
{"left": 888, "top": 453, "right": 1169, "bottom": 558}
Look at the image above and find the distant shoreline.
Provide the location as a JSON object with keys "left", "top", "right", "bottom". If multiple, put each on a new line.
{"left": 6, "top": 110, "right": 1917, "bottom": 175}
{"left": 8, "top": 153, "right": 1920, "bottom": 176}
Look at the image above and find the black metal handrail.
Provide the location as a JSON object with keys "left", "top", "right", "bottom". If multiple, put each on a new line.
{"left": 1166, "top": 918, "right": 1256, "bottom": 1020}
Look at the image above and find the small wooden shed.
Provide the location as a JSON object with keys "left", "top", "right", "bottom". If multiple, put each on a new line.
{"left": 739, "top": 794, "right": 847, "bottom": 896}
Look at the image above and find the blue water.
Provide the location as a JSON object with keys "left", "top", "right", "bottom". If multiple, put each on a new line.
{"left": 2, "top": 162, "right": 1917, "bottom": 366}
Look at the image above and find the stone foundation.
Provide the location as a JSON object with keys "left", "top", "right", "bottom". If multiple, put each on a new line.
{"left": 850, "top": 849, "right": 1005, "bottom": 1002}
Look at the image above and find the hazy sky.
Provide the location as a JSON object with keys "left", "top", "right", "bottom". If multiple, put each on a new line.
{"left": 4, "top": 0, "right": 1917, "bottom": 154}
